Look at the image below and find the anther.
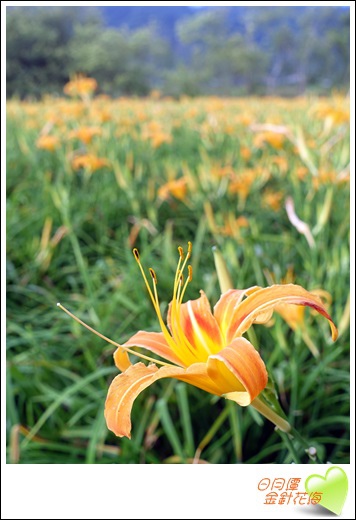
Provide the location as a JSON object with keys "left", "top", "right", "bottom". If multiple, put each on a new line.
{"left": 179, "top": 272, "right": 184, "bottom": 285}
{"left": 187, "top": 241, "right": 192, "bottom": 258}
{"left": 188, "top": 265, "right": 193, "bottom": 282}
{"left": 149, "top": 268, "right": 157, "bottom": 284}
{"left": 178, "top": 246, "right": 184, "bottom": 260}
{"left": 133, "top": 248, "right": 140, "bottom": 261}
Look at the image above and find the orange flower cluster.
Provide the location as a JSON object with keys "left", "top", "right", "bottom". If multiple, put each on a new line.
{"left": 141, "top": 120, "right": 172, "bottom": 148}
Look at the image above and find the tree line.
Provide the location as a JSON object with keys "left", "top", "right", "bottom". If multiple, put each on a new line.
{"left": 6, "top": 6, "right": 350, "bottom": 98}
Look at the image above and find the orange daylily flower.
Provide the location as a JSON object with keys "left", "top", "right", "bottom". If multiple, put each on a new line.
{"left": 262, "top": 189, "right": 285, "bottom": 212}
{"left": 142, "top": 120, "right": 173, "bottom": 148}
{"left": 102, "top": 245, "right": 337, "bottom": 439}
{"left": 63, "top": 75, "right": 97, "bottom": 99}
{"left": 149, "top": 89, "right": 161, "bottom": 100}
{"left": 240, "top": 146, "right": 252, "bottom": 161}
{"left": 71, "top": 154, "right": 109, "bottom": 173}
{"left": 270, "top": 156, "right": 288, "bottom": 174}
{"left": 253, "top": 131, "right": 285, "bottom": 150}
{"left": 312, "top": 169, "right": 350, "bottom": 189}
{"left": 58, "top": 244, "right": 337, "bottom": 440}
{"left": 158, "top": 178, "right": 188, "bottom": 202}
{"left": 204, "top": 202, "right": 249, "bottom": 239}
{"left": 68, "top": 126, "right": 102, "bottom": 144}
{"left": 36, "top": 135, "right": 60, "bottom": 151}
{"left": 313, "top": 103, "right": 349, "bottom": 126}
{"left": 229, "top": 168, "right": 270, "bottom": 207}
{"left": 219, "top": 215, "right": 249, "bottom": 238}
{"left": 295, "top": 166, "right": 308, "bottom": 180}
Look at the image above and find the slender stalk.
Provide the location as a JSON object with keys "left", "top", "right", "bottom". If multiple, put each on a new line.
{"left": 250, "top": 397, "right": 291, "bottom": 432}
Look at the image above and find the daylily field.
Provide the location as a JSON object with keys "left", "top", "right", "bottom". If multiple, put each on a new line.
{"left": 6, "top": 80, "right": 350, "bottom": 464}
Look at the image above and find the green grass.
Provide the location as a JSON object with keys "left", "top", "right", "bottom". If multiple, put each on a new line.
{"left": 6, "top": 94, "right": 350, "bottom": 464}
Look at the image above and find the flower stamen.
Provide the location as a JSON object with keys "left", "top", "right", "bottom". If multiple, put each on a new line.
{"left": 56, "top": 303, "right": 174, "bottom": 367}
{"left": 169, "top": 245, "right": 198, "bottom": 360}
{"left": 132, "top": 244, "right": 199, "bottom": 366}
{"left": 132, "top": 249, "right": 186, "bottom": 361}
{"left": 179, "top": 265, "right": 192, "bottom": 305}
{"left": 149, "top": 267, "right": 157, "bottom": 285}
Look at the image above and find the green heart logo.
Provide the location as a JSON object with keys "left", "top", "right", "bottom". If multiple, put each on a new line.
{"left": 305, "top": 466, "right": 348, "bottom": 515}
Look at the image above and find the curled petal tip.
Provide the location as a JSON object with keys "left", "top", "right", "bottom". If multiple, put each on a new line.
{"left": 331, "top": 322, "right": 339, "bottom": 342}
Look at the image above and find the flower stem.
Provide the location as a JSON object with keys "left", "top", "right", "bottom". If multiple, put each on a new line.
{"left": 250, "top": 397, "right": 291, "bottom": 432}
{"left": 212, "top": 246, "right": 234, "bottom": 292}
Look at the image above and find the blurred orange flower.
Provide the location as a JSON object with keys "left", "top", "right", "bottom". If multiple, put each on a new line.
{"left": 63, "top": 75, "right": 97, "bottom": 100}
{"left": 210, "top": 165, "right": 232, "bottom": 179}
{"left": 220, "top": 216, "right": 249, "bottom": 238}
{"left": 36, "top": 135, "right": 60, "bottom": 151}
{"left": 158, "top": 178, "right": 188, "bottom": 201}
{"left": 262, "top": 189, "right": 284, "bottom": 211}
{"left": 229, "top": 168, "right": 269, "bottom": 205}
{"left": 72, "top": 154, "right": 109, "bottom": 172}
{"left": 142, "top": 120, "right": 172, "bottom": 148}
{"left": 314, "top": 103, "right": 349, "bottom": 126}
{"left": 312, "top": 169, "right": 350, "bottom": 189}
{"left": 270, "top": 156, "right": 288, "bottom": 174}
{"left": 253, "top": 131, "right": 285, "bottom": 149}
{"left": 204, "top": 203, "right": 249, "bottom": 238}
{"left": 68, "top": 126, "right": 102, "bottom": 144}
{"left": 240, "top": 146, "right": 252, "bottom": 161}
{"left": 295, "top": 166, "right": 308, "bottom": 181}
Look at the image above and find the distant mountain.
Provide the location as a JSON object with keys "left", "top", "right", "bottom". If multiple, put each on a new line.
{"left": 98, "top": 6, "right": 348, "bottom": 33}
{"left": 98, "top": 6, "right": 343, "bottom": 49}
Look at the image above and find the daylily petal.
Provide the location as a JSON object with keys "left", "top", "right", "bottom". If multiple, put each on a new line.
{"left": 114, "top": 348, "right": 132, "bottom": 371}
{"left": 105, "top": 363, "right": 164, "bottom": 438}
{"left": 222, "top": 284, "right": 338, "bottom": 343}
{"left": 214, "top": 287, "right": 265, "bottom": 341}
{"left": 122, "top": 331, "right": 183, "bottom": 366}
{"left": 170, "top": 290, "right": 224, "bottom": 360}
{"left": 105, "top": 361, "right": 223, "bottom": 438}
{"left": 207, "top": 337, "right": 268, "bottom": 406}
{"left": 274, "top": 288, "right": 332, "bottom": 331}
{"left": 178, "top": 362, "right": 225, "bottom": 395}
{"left": 214, "top": 289, "right": 250, "bottom": 339}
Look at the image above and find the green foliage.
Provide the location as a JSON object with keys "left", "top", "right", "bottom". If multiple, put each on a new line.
{"left": 68, "top": 24, "right": 170, "bottom": 96}
{"left": 6, "top": 6, "right": 350, "bottom": 99}
{"left": 6, "top": 7, "right": 98, "bottom": 98}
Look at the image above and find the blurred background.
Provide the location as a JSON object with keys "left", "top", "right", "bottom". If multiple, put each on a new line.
{"left": 6, "top": 6, "right": 350, "bottom": 464}
{"left": 7, "top": 5, "right": 350, "bottom": 98}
